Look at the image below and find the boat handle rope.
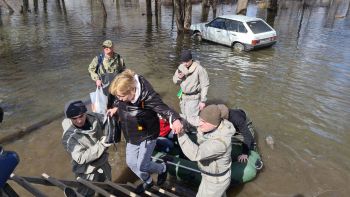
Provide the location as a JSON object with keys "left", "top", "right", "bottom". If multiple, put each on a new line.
{"left": 151, "top": 156, "right": 201, "bottom": 174}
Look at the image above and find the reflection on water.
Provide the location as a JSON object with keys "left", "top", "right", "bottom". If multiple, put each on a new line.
{"left": 1, "top": 0, "right": 350, "bottom": 196}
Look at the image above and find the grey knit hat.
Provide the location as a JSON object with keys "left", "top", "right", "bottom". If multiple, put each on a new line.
{"left": 199, "top": 104, "right": 229, "bottom": 126}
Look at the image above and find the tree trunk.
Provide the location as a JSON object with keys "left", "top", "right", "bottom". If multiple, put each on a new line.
{"left": 236, "top": 0, "right": 248, "bottom": 15}
{"left": 155, "top": 0, "right": 161, "bottom": 26}
{"left": 3, "top": 0, "right": 15, "bottom": 14}
{"left": 0, "top": 8, "right": 2, "bottom": 26}
{"left": 43, "top": 0, "right": 47, "bottom": 11}
{"left": 184, "top": 0, "right": 192, "bottom": 31}
{"left": 174, "top": 0, "right": 192, "bottom": 33}
{"left": 34, "top": 0, "right": 38, "bottom": 13}
{"left": 146, "top": 0, "right": 152, "bottom": 16}
{"left": 61, "top": 0, "right": 67, "bottom": 15}
{"left": 202, "top": 0, "right": 210, "bottom": 7}
{"left": 211, "top": 0, "right": 217, "bottom": 18}
{"left": 56, "top": 0, "right": 61, "bottom": 11}
{"left": 174, "top": 0, "right": 184, "bottom": 32}
{"left": 296, "top": 0, "right": 307, "bottom": 44}
{"left": 100, "top": 0, "right": 107, "bottom": 17}
{"left": 267, "top": 0, "right": 278, "bottom": 11}
{"left": 201, "top": 0, "right": 210, "bottom": 21}
{"left": 22, "top": 0, "right": 29, "bottom": 13}
{"left": 325, "top": 0, "right": 340, "bottom": 27}
{"left": 155, "top": 0, "right": 159, "bottom": 16}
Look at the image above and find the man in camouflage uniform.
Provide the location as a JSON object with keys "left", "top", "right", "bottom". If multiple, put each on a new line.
{"left": 176, "top": 104, "right": 235, "bottom": 197}
{"left": 172, "top": 50, "right": 209, "bottom": 127}
{"left": 88, "top": 40, "right": 126, "bottom": 93}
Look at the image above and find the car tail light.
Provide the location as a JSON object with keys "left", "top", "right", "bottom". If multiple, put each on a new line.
{"left": 270, "top": 36, "right": 277, "bottom": 41}
{"left": 252, "top": 40, "right": 260, "bottom": 46}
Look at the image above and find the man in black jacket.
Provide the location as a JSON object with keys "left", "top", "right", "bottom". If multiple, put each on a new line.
{"left": 108, "top": 69, "right": 183, "bottom": 194}
{"left": 228, "top": 108, "right": 256, "bottom": 163}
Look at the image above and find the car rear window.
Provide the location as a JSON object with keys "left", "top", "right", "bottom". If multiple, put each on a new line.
{"left": 246, "top": 20, "right": 273, "bottom": 34}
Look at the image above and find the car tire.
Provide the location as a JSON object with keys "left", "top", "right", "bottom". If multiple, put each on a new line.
{"left": 193, "top": 32, "right": 202, "bottom": 42}
{"left": 233, "top": 42, "right": 246, "bottom": 52}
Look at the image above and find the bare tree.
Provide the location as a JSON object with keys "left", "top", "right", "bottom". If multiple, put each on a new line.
{"left": 34, "top": 0, "right": 38, "bottom": 13}
{"left": 21, "top": 0, "right": 29, "bottom": 13}
{"left": 43, "top": 0, "right": 47, "bottom": 11}
{"left": 201, "top": 0, "right": 210, "bottom": 21}
{"left": 2, "top": 0, "right": 15, "bottom": 14}
{"left": 61, "top": 0, "right": 67, "bottom": 15}
{"left": 146, "top": 0, "right": 152, "bottom": 16}
{"left": 174, "top": 0, "right": 192, "bottom": 33}
{"left": 267, "top": 0, "right": 278, "bottom": 11}
{"left": 100, "top": 0, "right": 107, "bottom": 17}
{"left": 184, "top": 0, "right": 192, "bottom": 30}
{"left": 174, "top": 0, "right": 184, "bottom": 32}
{"left": 236, "top": 0, "right": 248, "bottom": 15}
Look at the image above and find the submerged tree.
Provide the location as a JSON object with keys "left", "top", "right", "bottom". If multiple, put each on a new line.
{"left": 201, "top": 0, "right": 218, "bottom": 21}
{"left": 267, "top": 0, "right": 278, "bottom": 11}
{"left": 174, "top": 0, "right": 192, "bottom": 33}
{"left": 146, "top": 0, "right": 152, "bottom": 16}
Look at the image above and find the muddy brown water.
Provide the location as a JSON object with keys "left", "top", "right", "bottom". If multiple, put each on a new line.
{"left": 1, "top": 0, "right": 350, "bottom": 196}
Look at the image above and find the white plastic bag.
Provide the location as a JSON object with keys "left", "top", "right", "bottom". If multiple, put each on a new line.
{"left": 90, "top": 88, "right": 107, "bottom": 114}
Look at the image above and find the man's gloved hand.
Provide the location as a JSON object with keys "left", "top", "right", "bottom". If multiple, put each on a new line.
{"left": 100, "top": 136, "right": 112, "bottom": 147}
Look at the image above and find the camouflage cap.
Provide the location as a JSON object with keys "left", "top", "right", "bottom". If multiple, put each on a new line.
{"left": 102, "top": 40, "right": 113, "bottom": 48}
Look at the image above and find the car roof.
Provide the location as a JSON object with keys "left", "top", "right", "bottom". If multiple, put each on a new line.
{"left": 218, "top": 15, "right": 262, "bottom": 22}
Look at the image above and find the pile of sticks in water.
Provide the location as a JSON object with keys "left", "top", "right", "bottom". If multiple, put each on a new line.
{"left": 3, "top": 173, "right": 194, "bottom": 197}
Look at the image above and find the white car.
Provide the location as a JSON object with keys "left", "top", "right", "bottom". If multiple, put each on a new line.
{"left": 190, "top": 15, "right": 277, "bottom": 51}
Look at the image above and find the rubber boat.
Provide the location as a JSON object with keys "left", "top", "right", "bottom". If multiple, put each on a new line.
{"left": 152, "top": 123, "right": 263, "bottom": 186}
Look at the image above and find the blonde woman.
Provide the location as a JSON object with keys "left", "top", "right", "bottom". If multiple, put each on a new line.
{"left": 108, "top": 69, "right": 183, "bottom": 194}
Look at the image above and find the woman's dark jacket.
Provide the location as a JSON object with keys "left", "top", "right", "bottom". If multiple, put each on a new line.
{"left": 113, "top": 75, "right": 181, "bottom": 145}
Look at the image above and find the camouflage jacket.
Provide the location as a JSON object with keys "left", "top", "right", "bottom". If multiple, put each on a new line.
{"left": 88, "top": 52, "right": 126, "bottom": 81}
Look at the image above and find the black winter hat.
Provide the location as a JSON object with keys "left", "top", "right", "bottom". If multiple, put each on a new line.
{"left": 64, "top": 100, "right": 87, "bottom": 118}
{"left": 180, "top": 50, "right": 193, "bottom": 62}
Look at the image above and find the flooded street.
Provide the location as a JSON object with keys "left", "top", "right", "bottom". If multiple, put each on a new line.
{"left": 1, "top": 0, "right": 350, "bottom": 196}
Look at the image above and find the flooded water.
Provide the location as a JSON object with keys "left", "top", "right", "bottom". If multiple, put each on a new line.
{"left": 1, "top": 0, "right": 350, "bottom": 196}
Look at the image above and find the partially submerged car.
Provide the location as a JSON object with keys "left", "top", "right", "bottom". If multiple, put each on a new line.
{"left": 190, "top": 15, "right": 277, "bottom": 51}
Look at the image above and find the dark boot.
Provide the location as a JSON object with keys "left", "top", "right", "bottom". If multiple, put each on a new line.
{"left": 135, "top": 181, "right": 153, "bottom": 194}
{"left": 157, "top": 163, "right": 168, "bottom": 186}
